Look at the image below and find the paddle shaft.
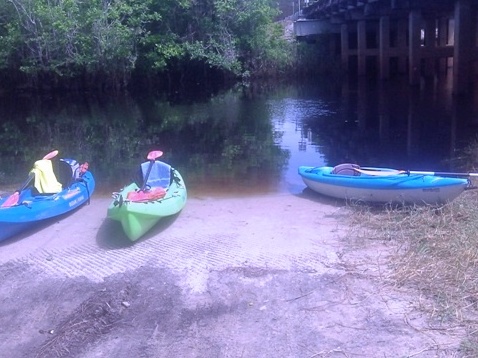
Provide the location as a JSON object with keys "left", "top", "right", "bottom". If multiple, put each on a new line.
{"left": 139, "top": 150, "right": 164, "bottom": 192}
{"left": 359, "top": 167, "right": 478, "bottom": 178}
{"left": 407, "top": 170, "right": 478, "bottom": 178}
{"left": 18, "top": 172, "right": 35, "bottom": 192}
{"left": 140, "top": 160, "right": 155, "bottom": 192}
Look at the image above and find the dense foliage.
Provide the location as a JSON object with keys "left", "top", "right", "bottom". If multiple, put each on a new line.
{"left": 0, "top": 0, "right": 295, "bottom": 91}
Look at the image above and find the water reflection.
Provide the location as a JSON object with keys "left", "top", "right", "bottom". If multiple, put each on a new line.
{"left": 0, "top": 77, "right": 477, "bottom": 197}
{"left": 300, "top": 77, "right": 478, "bottom": 171}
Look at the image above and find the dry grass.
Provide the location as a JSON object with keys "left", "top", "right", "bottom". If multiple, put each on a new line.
{"left": 348, "top": 188, "right": 478, "bottom": 355}
{"left": 35, "top": 290, "right": 123, "bottom": 358}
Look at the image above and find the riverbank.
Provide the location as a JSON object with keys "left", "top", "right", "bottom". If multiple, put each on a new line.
{"left": 0, "top": 191, "right": 465, "bottom": 357}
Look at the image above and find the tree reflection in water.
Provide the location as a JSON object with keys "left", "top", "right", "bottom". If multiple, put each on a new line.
{"left": 0, "top": 88, "right": 289, "bottom": 196}
{"left": 0, "top": 77, "right": 477, "bottom": 196}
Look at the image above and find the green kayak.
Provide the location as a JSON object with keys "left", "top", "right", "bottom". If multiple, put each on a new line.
{"left": 107, "top": 151, "right": 187, "bottom": 241}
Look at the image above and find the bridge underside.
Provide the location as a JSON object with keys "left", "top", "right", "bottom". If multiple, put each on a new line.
{"left": 294, "top": 0, "right": 478, "bottom": 95}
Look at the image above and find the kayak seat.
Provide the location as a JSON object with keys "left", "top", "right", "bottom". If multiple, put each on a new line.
{"left": 56, "top": 159, "right": 78, "bottom": 188}
{"left": 331, "top": 163, "right": 361, "bottom": 176}
{"left": 140, "top": 161, "right": 172, "bottom": 189}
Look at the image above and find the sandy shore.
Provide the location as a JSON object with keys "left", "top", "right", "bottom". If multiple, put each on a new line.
{"left": 0, "top": 191, "right": 464, "bottom": 357}
{"left": 0, "top": 191, "right": 347, "bottom": 268}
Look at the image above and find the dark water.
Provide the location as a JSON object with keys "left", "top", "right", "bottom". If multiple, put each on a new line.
{"left": 0, "top": 76, "right": 477, "bottom": 197}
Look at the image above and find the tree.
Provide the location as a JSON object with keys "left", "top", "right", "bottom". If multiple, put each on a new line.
{"left": 2, "top": 0, "right": 159, "bottom": 89}
{"left": 0, "top": 0, "right": 295, "bottom": 91}
{"left": 178, "top": 0, "right": 293, "bottom": 77}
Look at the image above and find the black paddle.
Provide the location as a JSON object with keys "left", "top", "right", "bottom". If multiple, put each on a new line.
{"left": 140, "top": 150, "right": 163, "bottom": 192}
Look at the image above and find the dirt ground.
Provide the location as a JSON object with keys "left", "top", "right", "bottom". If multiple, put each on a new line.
{"left": 0, "top": 190, "right": 466, "bottom": 358}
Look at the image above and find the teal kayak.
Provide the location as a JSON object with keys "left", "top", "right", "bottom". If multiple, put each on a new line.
{"left": 107, "top": 154, "right": 187, "bottom": 241}
{"left": 298, "top": 164, "right": 469, "bottom": 204}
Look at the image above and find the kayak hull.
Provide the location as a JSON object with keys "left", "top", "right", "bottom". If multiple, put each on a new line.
{"left": 0, "top": 171, "right": 95, "bottom": 242}
{"left": 298, "top": 166, "right": 468, "bottom": 205}
{"left": 107, "top": 168, "right": 187, "bottom": 241}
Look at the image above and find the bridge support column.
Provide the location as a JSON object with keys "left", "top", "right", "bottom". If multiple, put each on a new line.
{"left": 407, "top": 88, "right": 420, "bottom": 156}
{"left": 409, "top": 9, "right": 422, "bottom": 86}
{"left": 379, "top": 16, "right": 390, "bottom": 80}
{"left": 423, "top": 18, "right": 436, "bottom": 77}
{"left": 438, "top": 17, "right": 450, "bottom": 73}
{"left": 397, "top": 19, "right": 408, "bottom": 74}
{"left": 341, "top": 24, "right": 349, "bottom": 72}
{"left": 453, "top": 0, "right": 473, "bottom": 95}
{"left": 357, "top": 20, "right": 366, "bottom": 76}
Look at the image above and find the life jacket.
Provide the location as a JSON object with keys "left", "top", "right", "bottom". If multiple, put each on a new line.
{"left": 29, "top": 159, "right": 62, "bottom": 194}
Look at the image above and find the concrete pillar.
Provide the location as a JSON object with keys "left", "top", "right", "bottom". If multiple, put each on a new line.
{"left": 453, "top": 0, "right": 473, "bottom": 95}
{"left": 378, "top": 83, "right": 390, "bottom": 144}
{"left": 438, "top": 17, "right": 449, "bottom": 73}
{"left": 450, "top": 102, "right": 458, "bottom": 160}
{"left": 423, "top": 18, "right": 436, "bottom": 77}
{"left": 475, "top": 11, "right": 478, "bottom": 47}
{"left": 475, "top": 11, "right": 478, "bottom": 75}
{"left": 407, "top": 88, "right": 420, "bottom": 156}
{"left": 341, "top": 23, "right": 349, "bottom": 72}
{"left": 379, "top": 16, "right": 390, "bottom": 80}
{"left": 357, "top": 20, "right": 366, "bottom": 76}
{"left": 409, "top": 9, "right": 422, "bottom": 86}
{"left": 357, "top": 78, "right": 367, "bottom": 131}
{"left": 397, "top": 19, "right": 408, "bottom": 74}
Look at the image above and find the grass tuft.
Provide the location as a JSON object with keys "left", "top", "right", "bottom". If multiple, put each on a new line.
{"left": 348, "top": 187, "right": 478, "bottom": 355}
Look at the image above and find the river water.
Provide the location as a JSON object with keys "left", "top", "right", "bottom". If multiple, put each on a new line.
{"left": 0, "top": 76, "right": 477, "bottom": 197}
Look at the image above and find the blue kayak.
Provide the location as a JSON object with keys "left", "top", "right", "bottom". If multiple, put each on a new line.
{"left": 0, "top": 155, "right": 95, "bottom": 242}
{"left": 298, "top": 164, "right": 469, "bottom": 204}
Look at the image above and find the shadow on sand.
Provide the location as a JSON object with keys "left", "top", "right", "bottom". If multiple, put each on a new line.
{"left": 0, "top": 206, "right": 88, "bottom": 247}
{"left": 295, "top": 187, "right": 346, "bottom": 208}
{"left": 95, "top": 212, "right": 181, "bottom": 250}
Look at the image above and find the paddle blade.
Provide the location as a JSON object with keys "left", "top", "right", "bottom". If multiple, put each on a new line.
{"left": 43, "top": 150, "right": 59, "bottom": 160}
{"left": 147, "top": 150, "right": 163, "bottom": 161}
{"left": 1, "top": 192, "right": 19, "bottom": 208}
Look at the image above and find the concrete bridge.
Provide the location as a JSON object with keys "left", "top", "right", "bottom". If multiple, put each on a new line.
{"left": 294, "top": 0, "right": 478, "bottom": 95}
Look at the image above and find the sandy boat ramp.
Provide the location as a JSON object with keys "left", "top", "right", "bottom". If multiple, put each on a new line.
{"left": 0, "top": 191, "right": 463, "bottom": 357}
